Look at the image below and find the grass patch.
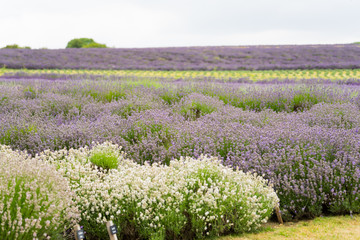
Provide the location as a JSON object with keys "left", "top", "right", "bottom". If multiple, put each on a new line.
{"left": 218, "top": 215, "right": 360, "bottom": 240}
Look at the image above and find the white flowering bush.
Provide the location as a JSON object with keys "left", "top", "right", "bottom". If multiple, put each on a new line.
{"left": 38, "top": 142, "right": 279, "bottom": 240}
{"left": 0, "top": 145, "right": 79, "bottom": 240}
{"left": 174, "top": 158, "right": 279, "bottom": 238}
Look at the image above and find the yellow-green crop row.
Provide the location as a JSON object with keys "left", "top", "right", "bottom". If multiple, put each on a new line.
{"left": 1, "top": 68, "right": 360, "bottom": 81}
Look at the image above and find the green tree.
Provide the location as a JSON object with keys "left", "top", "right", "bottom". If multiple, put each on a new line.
{"left": 66, "top": 38, "right": 107, "bottom": 48}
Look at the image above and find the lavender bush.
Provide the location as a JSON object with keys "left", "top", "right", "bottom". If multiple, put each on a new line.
{"left": 1, "top": 75, "right": 360, "bottom": 221}
{"left": 1, "top": 44, "right": 360, "bottom": 70}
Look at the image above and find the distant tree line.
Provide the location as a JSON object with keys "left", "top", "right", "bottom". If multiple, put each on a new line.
{"left": 1, "top": 38, "right": 107, "bottom": 49}
{"left": 2, "top": 44, "right": 31, "bottom": 49}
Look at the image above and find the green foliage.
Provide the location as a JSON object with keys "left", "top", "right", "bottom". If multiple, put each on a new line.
{"left": 3, "top": 44, "right": 20, "bottom": 49}
{"left": 111, "top": 102, "right": 153, "bottom": 118}
{"left": 2, "top": 44, "right": 31, "bottom": 49}
{"left": 181, "top": 101, "right": 217, "bottom": 120}
{"left": 176, "top": 93, "right": 224, "bottom": 120}
{"left": 82, "top": 42, "right": 107, "bottom": 48}
{"left": 23, "top": 85, "right": 37, "bottom": 99}
{"left": 159, "top": 90, "right": 184, "bottom": 105}
{"left": 291, "top": 92, "right": 319, "bottom": 112}
{"left": 90, "top": 151, "right": 119, "bottom": 170}
{"left": 66, "top": 38, "right": 107, "bottom": 48}
{"left": 85, "top": 89, "right": 125, "bottom": 102}
{"left": 66, "top": 38, "right": 95, "bottom": 48}
{"left": 0, "top": 125, "right": 37, "bottom": 146}
{"left": 103, "top": 90, "right": 124, "bottom": 102}
{"left": 89, "top": 144, "right": 120, "bottom": 170}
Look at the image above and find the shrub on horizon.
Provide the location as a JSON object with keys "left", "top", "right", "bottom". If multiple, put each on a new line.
{"left": 2, "top": 44, "right": 31, "bottom": 49}
{"left": 66, "top": 38, "right": 107, "bottom": 48}
{"left": 66, "top": 38, "right": 95, "bottom": 48}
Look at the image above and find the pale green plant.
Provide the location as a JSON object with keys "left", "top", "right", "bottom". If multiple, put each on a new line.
{"left": 89, "top": 142, "right": 124, "bottom": 170}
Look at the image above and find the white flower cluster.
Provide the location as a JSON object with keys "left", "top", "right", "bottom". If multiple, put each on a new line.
{"left": 0, "top": 145, "right": 79, "bottom": 240}
{"left": 38, "top": 142, "right": 279, "bottom": 239}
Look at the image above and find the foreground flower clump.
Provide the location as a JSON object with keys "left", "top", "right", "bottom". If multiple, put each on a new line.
{"left": 0, "top": 145, "right": 79, "bottom": 240}
{"left": 37, "top": 142, "right": 279, "bottom": 240}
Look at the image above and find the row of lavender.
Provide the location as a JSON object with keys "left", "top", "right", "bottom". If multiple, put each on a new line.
{"left": 1, "top": 44, "right": 360, "bottom": 70}
{"left": 1, "top": 76, "right": 360, "bottom": 220}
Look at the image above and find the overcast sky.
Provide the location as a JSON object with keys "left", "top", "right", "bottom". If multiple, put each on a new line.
{"left": 1, "top": 0, "right": 359, "bottom": 49}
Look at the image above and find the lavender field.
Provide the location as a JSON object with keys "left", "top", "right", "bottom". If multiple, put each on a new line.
{"left": 1, "top": 44, "right": 360, "bottom": 70}
{"left": 1, "top": 41, "right": 360, "bottom": 237}
{"left": 1, "top": 70, "right": 360, "bottom": 225}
